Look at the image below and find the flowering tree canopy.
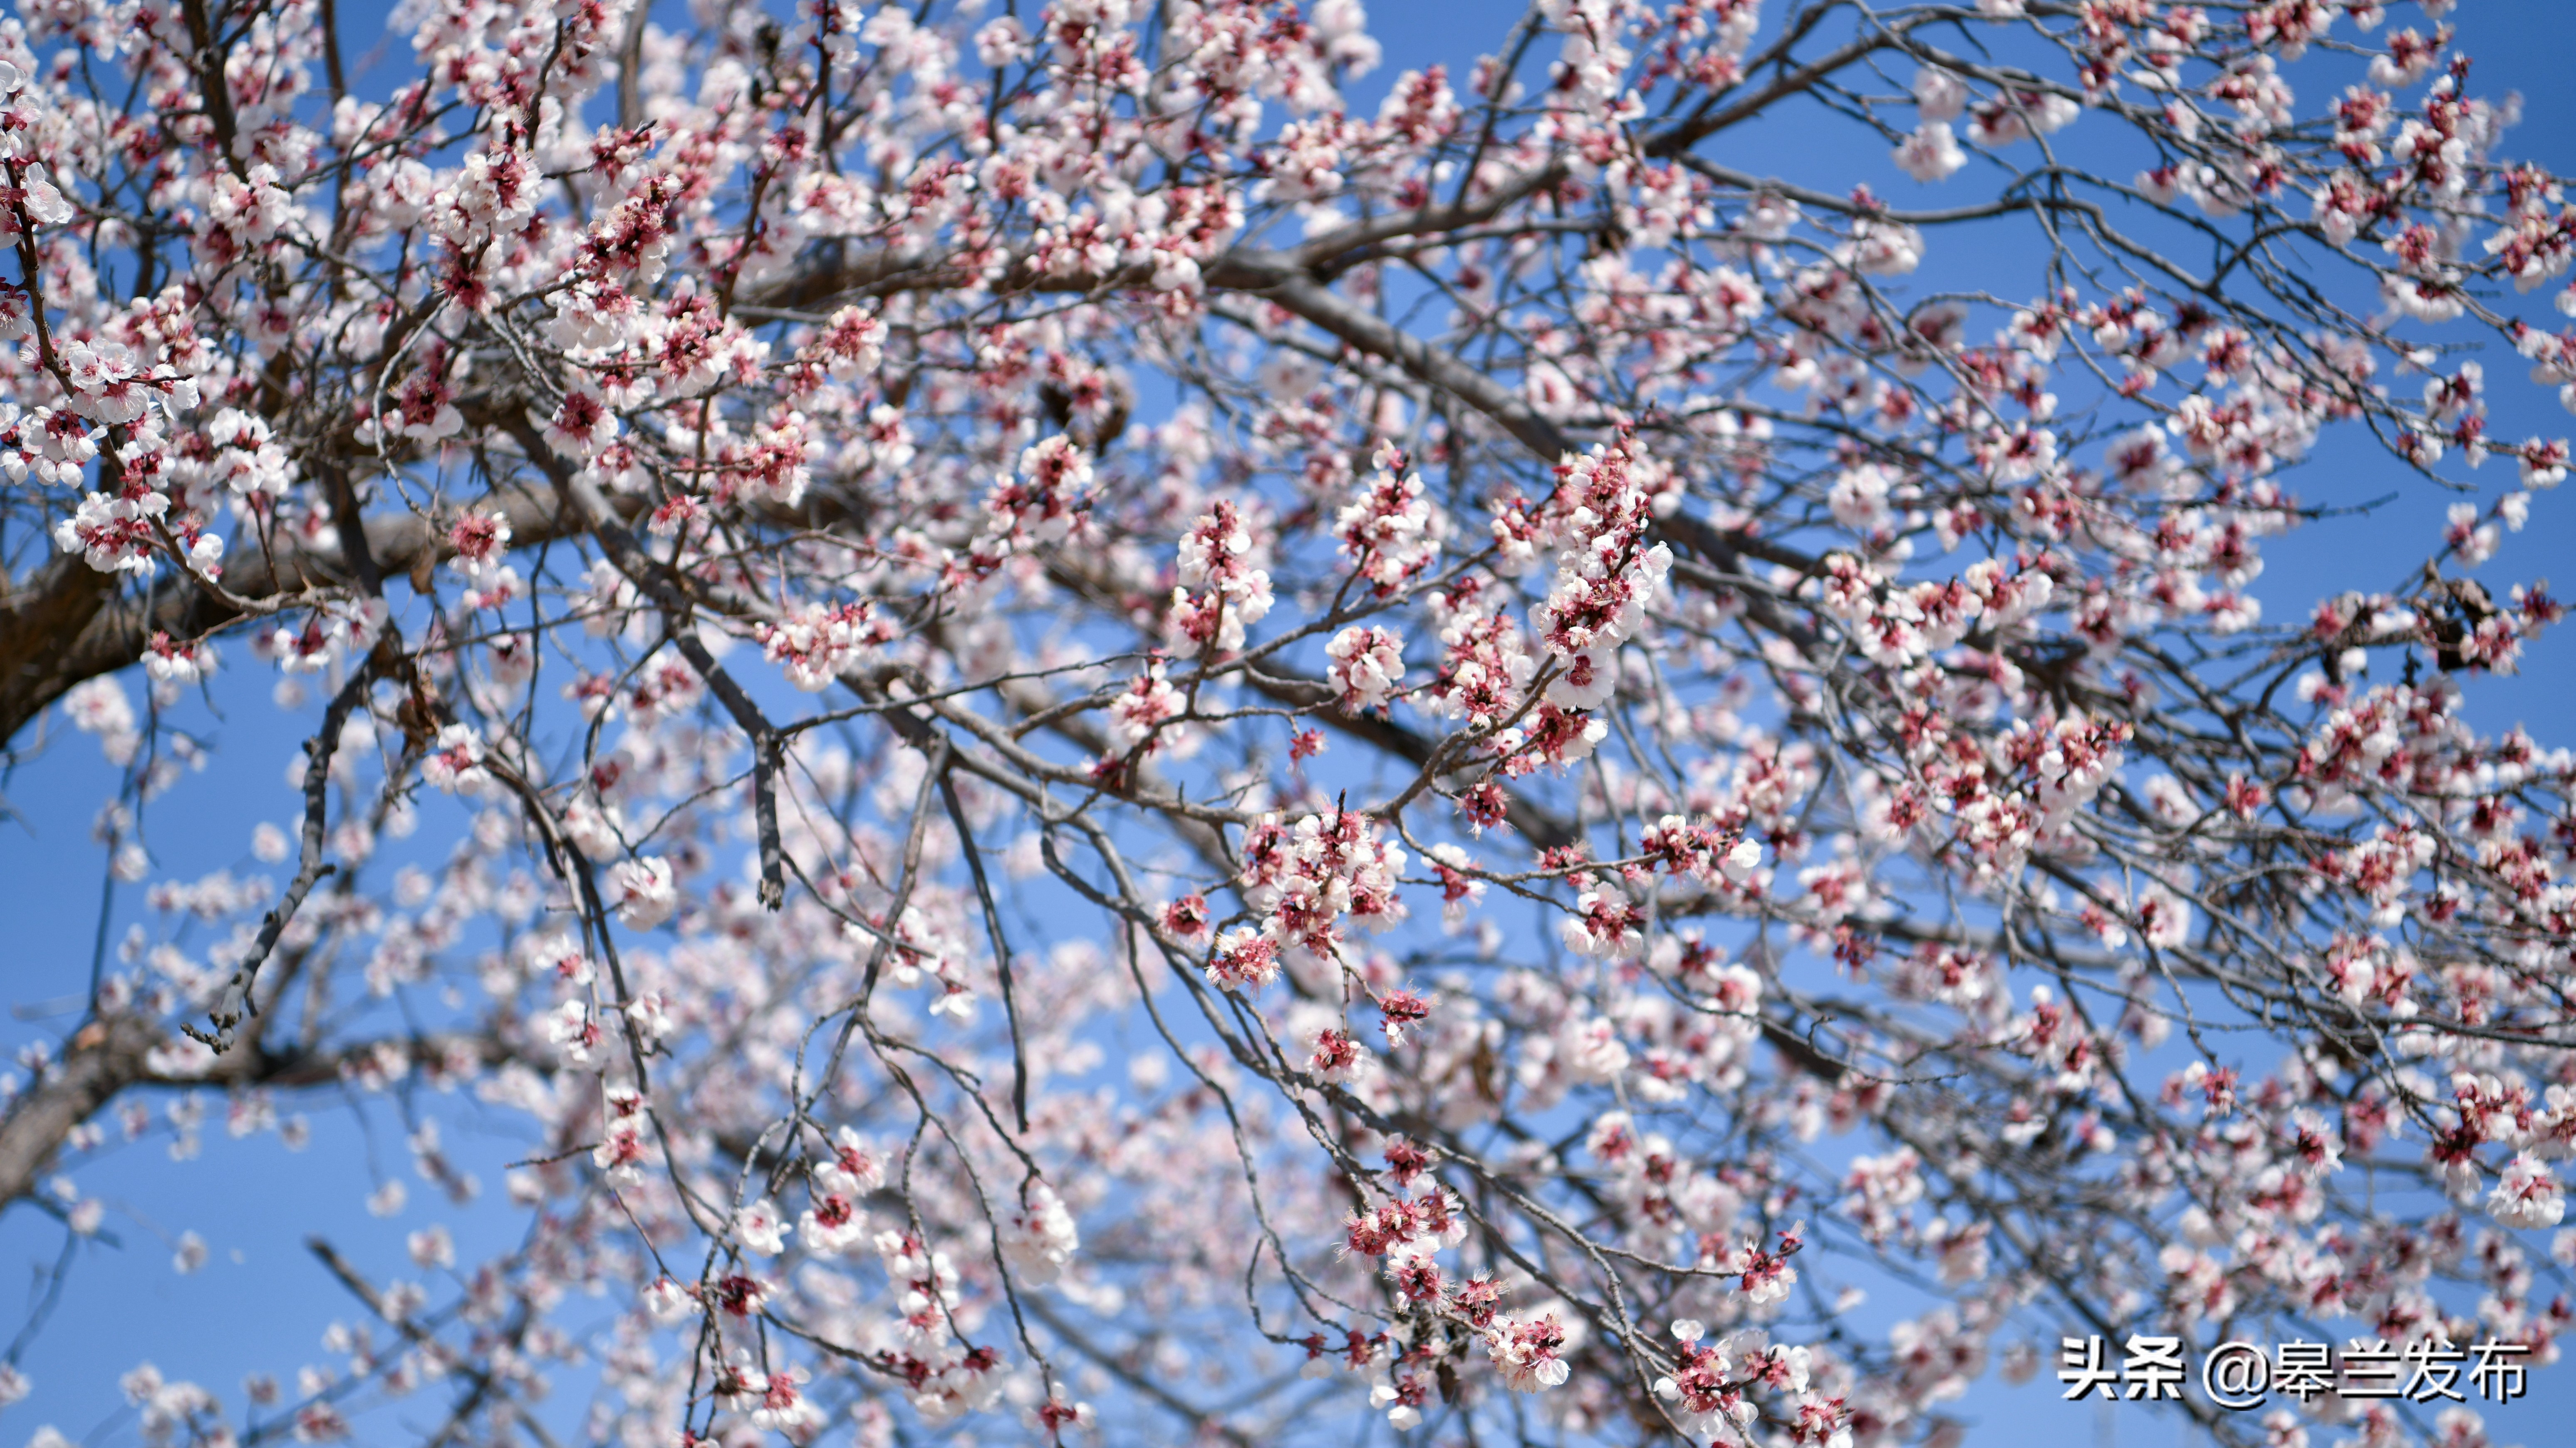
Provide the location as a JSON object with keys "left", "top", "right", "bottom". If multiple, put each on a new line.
{"left": 4, "top": 0, "right": 2576, "bottom": 1445}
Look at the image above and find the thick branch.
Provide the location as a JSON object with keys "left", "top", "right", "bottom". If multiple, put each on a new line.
{"left": 0, "top": 1014, "right": 164, "bottom": 1209}
{"left": 0, "top": 479, "right": 579, "bottom": 747}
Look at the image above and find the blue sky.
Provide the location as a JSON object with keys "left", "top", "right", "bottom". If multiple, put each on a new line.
{"left": 8, "top": 2, "right": 2576, "bottom": 1446}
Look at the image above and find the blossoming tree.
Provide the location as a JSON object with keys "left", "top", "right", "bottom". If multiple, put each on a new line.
{"left": 1, "top": 0, "right": 2573, "bottom": 1444}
